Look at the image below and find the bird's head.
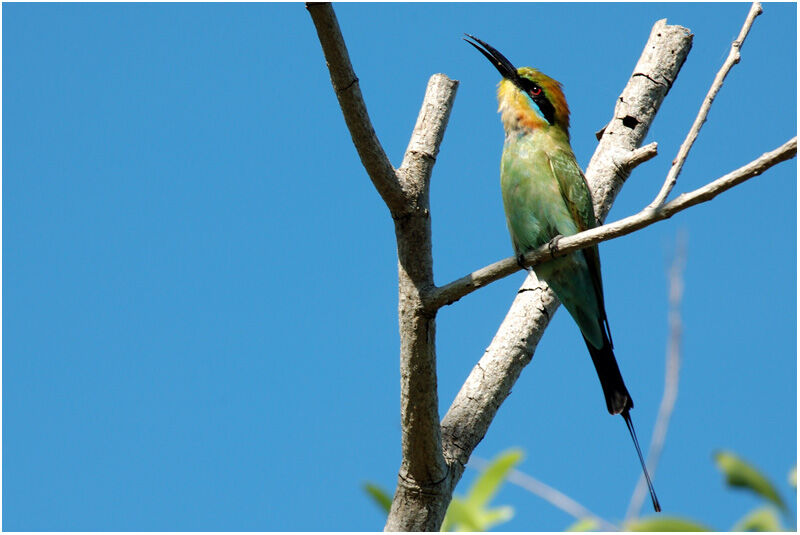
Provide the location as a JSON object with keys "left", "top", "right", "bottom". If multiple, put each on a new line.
{"left": 465, "top": 34, "right": 570, "bottom": 137}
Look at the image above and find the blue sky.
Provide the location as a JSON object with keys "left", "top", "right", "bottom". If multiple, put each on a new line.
{"left": 3, "top": 2, "right": 796, "bottom": 531}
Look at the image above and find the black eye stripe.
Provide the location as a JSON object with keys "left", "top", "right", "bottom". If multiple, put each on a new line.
{"left": 515, "top": 78, "right": 556, "bottom": 126}
{"left": 517, "top": 78, "right": 536, "bottom": 92}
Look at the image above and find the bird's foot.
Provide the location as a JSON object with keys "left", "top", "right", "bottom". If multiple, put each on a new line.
{"left": 516, "top": 253, "right": 528, "bottom": 270}
{"left": 548, "top": 235, "right": 563, "bottom": 258}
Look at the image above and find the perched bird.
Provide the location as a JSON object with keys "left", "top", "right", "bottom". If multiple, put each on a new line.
{"left": 465, "top": 34, "right": 661, "bottom": 512}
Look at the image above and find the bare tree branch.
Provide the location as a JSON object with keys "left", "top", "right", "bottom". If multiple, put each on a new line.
{"left": 306, "top": 3, "right": 406, "bottom": 213}
{"left": 427, "top": 137, "right": 796, "bottom": 309}
{"left": 307, "top": 4, "right": 459, "bottom": 530}
{"left": 469, "top": 456, "right": 620, "bottom": 531}
{"left": 649, "top": 2, "right": 763, "bottom": 208}
{"left": 626, "top": 230, "right": 688, "bottom": 520}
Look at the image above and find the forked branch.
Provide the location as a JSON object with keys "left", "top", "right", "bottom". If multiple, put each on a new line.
{"left": 307, "top": 2, "right": 794, "bottom": 531}
{"left": 649, "top": 2, "right": 763, "bottom": 208}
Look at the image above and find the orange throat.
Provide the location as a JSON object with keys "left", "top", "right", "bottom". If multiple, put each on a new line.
{"left": 497, "top": 81, "right": 549, "bottom": 133}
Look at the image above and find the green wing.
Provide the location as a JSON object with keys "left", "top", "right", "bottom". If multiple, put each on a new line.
{"left": 547, "top": 149, "right": 597, "bottom": 232}
{"left": 547, "top": 150, "right": 613, "bottom": 345}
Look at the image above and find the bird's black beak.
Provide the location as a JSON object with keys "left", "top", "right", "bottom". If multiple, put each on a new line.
{"left": 463, "top": 34, "right": 519, "bottom": 83}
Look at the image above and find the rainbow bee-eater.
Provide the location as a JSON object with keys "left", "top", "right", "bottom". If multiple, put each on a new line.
{"left": 465, "top": 35, "right": 661, "bottom": 512}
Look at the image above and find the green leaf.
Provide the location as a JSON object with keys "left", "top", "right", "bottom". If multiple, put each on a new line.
{"left": 789, "top": 466, "right": 796, "bottom": 490}
{"left": 441, "top": 498, "right": 514, "bottom": 531}
{"left": 464, "top": 448, "right": 524, "bottom": 509}
{"left": 443, "top": 497, "right": 482, "bottom": 532}
{"left": 363, "top": 482, "right": 392, "bottom": 515}
{"left": 732, "top": 506, "right": 784, "bottom": 532}
{"left": 566, "top": 517, "right": 599, "bottom": 531}
{"left": 625, "top": 516, "right": 713, "bottom": 531}
{"left": 474, "top": 505, "right": 514, "bottom": 531}
{"left": 713, "top": 450, "right": 787, "bottom": 511}
{"left": 442, "top": 449, "right": 522, "bottom": 531}
{"left": 440, "top": 504, "right": 454, "bottom": 532}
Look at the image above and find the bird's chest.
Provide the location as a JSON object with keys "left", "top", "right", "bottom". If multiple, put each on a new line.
{"left": 500, "top": 140, "right": 575, "bottom": 251}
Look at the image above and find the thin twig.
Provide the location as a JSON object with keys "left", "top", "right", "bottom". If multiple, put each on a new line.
{"left": 626, "top": 142, "right": 660, "bottom": 169}
{"left": 469, "top": 456, "right": 619, "bottom": 531}
{"left": 648, "top": 2, "right": 763, "bottom": 208}
{"left": 428, "top": 137, "right": 796, "bottom": 309}
{"left": 625, "top": 230, "right": 688, "bottom": 520}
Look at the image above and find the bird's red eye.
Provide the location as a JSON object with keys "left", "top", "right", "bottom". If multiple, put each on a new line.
{"left": 530, "top": 86, "right": 542, "bottom": 97}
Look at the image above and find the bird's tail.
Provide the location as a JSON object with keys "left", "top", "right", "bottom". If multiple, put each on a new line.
{"left": 622, "top": 408, "right": 661, "bottom": 512}
{"left": 583, "top": 333, "right": 661, "bottom": 512}
{"left": 583, "top": 332, "right": 631, "bottom": 415}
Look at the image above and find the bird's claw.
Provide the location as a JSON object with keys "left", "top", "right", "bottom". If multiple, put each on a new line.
{"left": 548, "top": 235, "right": 563, "bottom": 258}
{"left": 516, "top": 254, "right": 528, "bottom": 270}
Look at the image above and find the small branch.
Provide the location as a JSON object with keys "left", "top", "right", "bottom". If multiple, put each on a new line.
{"left": 469, "top": 456, "right": 619, "bottom": 531}
{"left": 626, "top": 142, "right": 659, "bottom": 169}
{"left": 427, "top": 258, "right": 518, "bottom": 309}
{"left": 306, "top": 3, "right": 406, "bottom": 213}
{"left": 625, "top": 230, "right": 687, "bottom": 521}
{"left": 428, "top": 137, "right": 796, "bottom": 309}
{"left": 648, "top": 2, "right": 763, "bottom": 208}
